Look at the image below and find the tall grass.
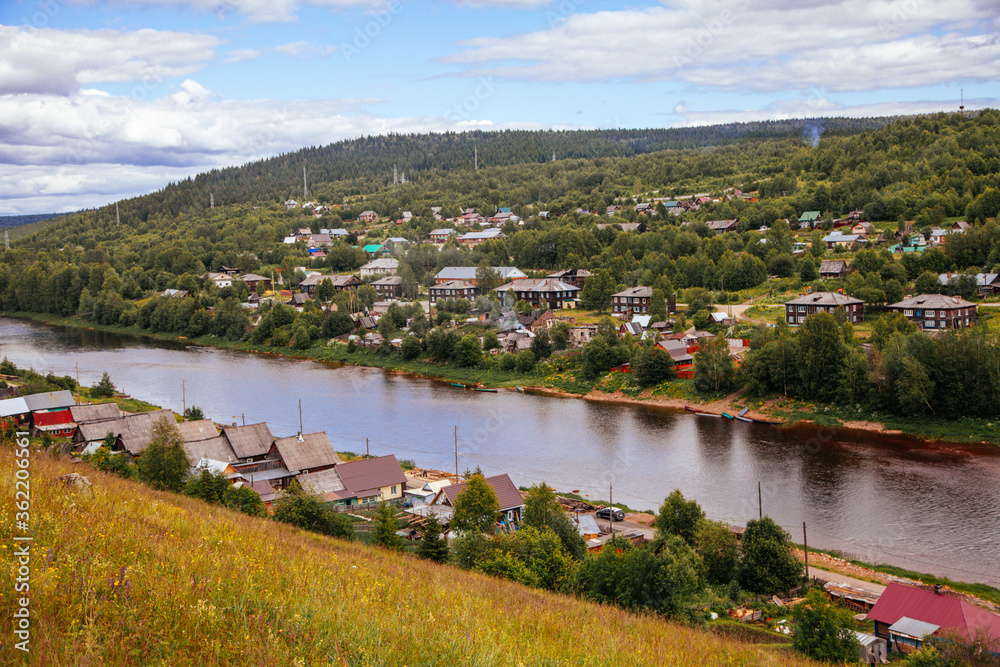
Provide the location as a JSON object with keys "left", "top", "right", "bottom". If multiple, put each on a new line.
{"left": 0, "top": 451, "right": 822, "bottom": 666}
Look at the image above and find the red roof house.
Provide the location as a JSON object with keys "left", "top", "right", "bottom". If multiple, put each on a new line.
{"left": 30, "top": 409, "right": 75, "bottom": 437}
{"left": 868, "top": 583, "right": 1000, "bottom": 647}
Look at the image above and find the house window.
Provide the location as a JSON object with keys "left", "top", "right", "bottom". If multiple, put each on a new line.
{"left": 391, "top": 485, "right": 397, "bottom": 495}
{"left": 939, "top": 320, "right": 945, "bottom": 328}
{"left": 787, "top": 316, "right": 794, "bottom": 323}
{"left": 798, "top": 316, "right": 805, "bottom": 324}
{"left": 904, "top": 310, "right": 913, "bottom": 316}
{"left": 925, "top": 321, "right": 935, "bottom": 328}
{"left": 798, "top": 306, "right": 805, "bottom": 312}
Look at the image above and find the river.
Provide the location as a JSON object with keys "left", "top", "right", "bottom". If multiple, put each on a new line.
{"left": 4, "top": 316, "right": 999, "bottom": 587}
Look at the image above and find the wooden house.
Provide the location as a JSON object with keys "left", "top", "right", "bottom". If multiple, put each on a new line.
{"left": 784, "top": 292, "right": 864, "bottom": 326}
{"left": 546, "top": 268, "right": 592, "bottom": 289}
{"left": 432, "top": 473, "right": 524, "bottom": 529}
{"left": 372, "top": 276, "right": 404, "bottom": 300}
{"left": 611, "top": 286, "right": 653, "bottom": 317}
{"left": 269, "top": 432, "right": 341, "bottom": 474}
{"left": 887, "top": 295, "right": 976, "bottom": 330}
{"left": 332, "top": 454, "right": 407, "bottom": 506}
{"left": 30, "top": 409, "right": 75, "bottom": 438}
{"left": 430, "top": 280, "right": 479, "bottom": 304}
{"left": 494, "top": 278, "right": 579, "bottom": 310}
{"left": 238, "top": 274, "right": 272, "bottom": 293}
{"left": 819, "top": 259, "right": 850, "bottom": 279}
{"left": 359, "top": 210, "right": 378, "bottom": 223}
{"left": 220, "top": 422, "right": 275, "bottom": 462}
{"left": 177, "top": 419, "right": 238, "bottom": 465}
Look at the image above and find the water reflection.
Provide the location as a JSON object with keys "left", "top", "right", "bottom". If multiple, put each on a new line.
{"left": 2, "top": 316, "right": 999, "bottom": 586}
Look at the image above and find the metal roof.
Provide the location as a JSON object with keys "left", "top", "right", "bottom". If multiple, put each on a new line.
{"left": 0, "top": 397, "right": 29, "bottom": 418}
{"left": 335, "top": 455, "right": 407, "bottom": 496}
{"left": 888, "top": 294, "right": 976, "bottom": 310}
{"left": 868, "top": 583, "right": 1000, "bottom": 643}
{"left": 24, "top": 390, "right": 75, "bottom": 412}
{"left": 851, "top": 631, "right": 885, "bottom": 648}
{"left": 786, "top": 291, "right": 864, "bottom": 307}
{"left": 438, "top": 474, "right": 523, "bottom": 512}
{"left": 889, "top": 617, "right": 940, "bottom": 639}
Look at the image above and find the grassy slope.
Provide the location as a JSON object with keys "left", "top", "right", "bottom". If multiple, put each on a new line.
{"left": 1, "top": 452, "right": 819, "bottom": 667}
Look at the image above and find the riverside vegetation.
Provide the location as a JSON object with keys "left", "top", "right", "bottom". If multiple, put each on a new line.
{"left": 3, "top": 112, "right": 1000, "bottom": 443}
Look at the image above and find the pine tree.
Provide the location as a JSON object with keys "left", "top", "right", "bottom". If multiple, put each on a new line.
{"left": 371, "top": 502, "right": 404, "bottom": 551}
{"left": 416, "top": 513, "right": 450, "bottom": 563}
{"left": 91, "top": 371, "right": 116, "bottom": 398}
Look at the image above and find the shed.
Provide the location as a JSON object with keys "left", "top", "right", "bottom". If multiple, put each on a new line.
{"left": 868, "top": 582, "right": 1000, "bottom": 647}
{"left": 113, "top": 410, "right": 178, "bottom": 456}
{"left": 69, "top": 403, "right": 121, "bottom": 424}
{"left": 851, "top": 631, "right": 888, "bottom": 664}
{"left": 888, "top": 617, "right": 939, "bottom": 653}
{"left": 30, "top": 409, "right": 75, "bottom": 437}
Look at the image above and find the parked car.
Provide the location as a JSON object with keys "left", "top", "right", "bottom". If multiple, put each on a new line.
{"left": 595, "top": 507, "right": 625, "bottom": 521}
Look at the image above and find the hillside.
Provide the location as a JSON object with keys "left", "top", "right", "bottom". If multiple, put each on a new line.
{"left": 0, "top": 450, "right": 819, "bottom": 666}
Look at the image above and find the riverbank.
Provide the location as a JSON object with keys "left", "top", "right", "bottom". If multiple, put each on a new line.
{"left": 5, "top": 310, "right": 998, "bottom": 447}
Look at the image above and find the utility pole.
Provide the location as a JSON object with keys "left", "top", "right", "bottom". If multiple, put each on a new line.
{"left": 366, "top": 437, "right": 369, "bottom": 458}
{"left": 803, "top": 522, "right": 810, "bottom": 581}
{"left": 115, "top": 202, "right": 120, "bottom": 225}
{"left": 474, "top": 146, "right": 478, "bottom": 171}
{"left": 303, "top": 164, "right": 308, "bottom": 199}
{"left": 758, "top": 481, "right": 762, "bottom": 519}
{"left": 182, "top": 379, "right": 186, "bottom": 414}
{"left": 210, "top": 193, "right": 215, "bottom": 209}
{"left": 298, "top": 398, "right": 303, "bottom": 436}
{"left": 75, "top": 362, "right": 80, "bottom": 404}
{"left": 454, "top": 426, "right": 458, "bottom": 480}
{"left": 608, "top": 481, "right": 614, "bottom": 534}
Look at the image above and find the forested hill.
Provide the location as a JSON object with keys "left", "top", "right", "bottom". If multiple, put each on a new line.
{"left": 119, "top": 117, "right": 892, "bottom": 219}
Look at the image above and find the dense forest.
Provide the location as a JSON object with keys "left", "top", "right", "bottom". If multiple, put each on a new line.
{"left": 3, "top": 110, "right": 1000, "bottom": 424}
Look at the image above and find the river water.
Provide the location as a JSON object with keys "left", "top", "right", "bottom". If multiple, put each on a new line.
{"left": 4, "top": 317, "right": 999, "bottom": 586}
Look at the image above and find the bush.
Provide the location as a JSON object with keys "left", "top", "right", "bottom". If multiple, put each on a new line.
{"left": 515, "top": 350, "right": 536, "bottom": 373}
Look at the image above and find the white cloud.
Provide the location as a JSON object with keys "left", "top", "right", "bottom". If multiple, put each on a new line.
{"left": 443, "top": 0, "right": 1000, "bottom": 93}
{"left": 224, "top": 47, "right": 262, "bottom": 63}
{"left": 0, "top": 25, "right": 220, "bottom": 96}
{"left": 0, "top": 85, "right": 542, "bottom": 214}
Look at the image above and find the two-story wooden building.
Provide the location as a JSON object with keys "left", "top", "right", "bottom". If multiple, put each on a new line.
{"left": 372, "top": 276, "right": 404, "bottom": 301}
{"left": 887, "top": 294, "right": 976, "bottom": 330}
{"left": 784, "top": 292, "right": 864, "bottom": 325}
{"left": 494, "top": 278, "right": 579, "bottom": 310}
{"left": 430, "top": 280, "right": 480, "bottom": 304}
{"left": 611, "top": 286, "right": 654, "bottom": 317}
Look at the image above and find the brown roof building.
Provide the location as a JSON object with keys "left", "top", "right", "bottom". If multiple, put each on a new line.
{"left": 270, "top": 432, "right": 341, "bottom": 473}
{"left": 436, "top": 473, "right": 524, "bottom": 523}
{"left": 334, "top": 454, "right": 407, "bottom": 504}
{"left": 372, "top": 275, "right": 404, "bottom": 301}
{"left": 784, "top": 292, "right": 864, "bottom": 326}
{"left": 887, "top": 294, "right": 976, "bottom": 330}
{"left": 495, "top": 278, "right": 579, "bottom": 310}
{"left": 611, "top": 286, "right": 654, "bottom": 317}
{"left": 220, "top": 422, "right": 275, "bottom": 461}
{"left": 430, "top": 280, "right": 479, "bottom": 304}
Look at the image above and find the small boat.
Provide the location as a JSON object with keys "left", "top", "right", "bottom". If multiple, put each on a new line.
{"left": 451, "top": 383, "right": 466, "bottom": 388}
{"left": 516, "top": 386, "right": 525, "bottom": 393}
{"left": 684, "top": 406, "right": 699, "bottom": 413}
{"left": 474, "top": 387, "right": 497, "bottom": 393}
{"left": 721, "top": 412, "right": 735, "bottom": 420}
{"left": 735, "top": 415, "right": 754, "bottom": 423}
{"left": 695, "top": 411, "right": 720, "bottom": 418}
{"left": 738, "top": 407, "right": 749, "bottom": 417}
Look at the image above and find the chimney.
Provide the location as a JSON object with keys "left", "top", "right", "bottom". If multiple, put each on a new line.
{"left": 934, "top": 584, "right": 943, "bottom": 595}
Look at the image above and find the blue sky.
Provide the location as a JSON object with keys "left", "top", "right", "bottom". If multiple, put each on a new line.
{"left": 1, "top": 0, "right": 998, "bottom": 214}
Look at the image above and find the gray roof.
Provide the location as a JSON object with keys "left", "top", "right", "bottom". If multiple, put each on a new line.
{"left": 888, "top": 616, "right": 940, "bottom": 639}
{"left": 612, "top": 286, "right": 653, "bottom": 299}
{"left": 938, "top": 272, "right": 998, "bottom": 287}
{"left": 176, "top": 419, "right": 218, "bottom": 442}
{"left": 299, "top": 273, "right": 335, "bottom": 287}
{"left": 69, "top": 403, "right": 121, "bottom": 423}
{"left": 435, "top": 266, "right": 526, "bottom": 282}
{"left": 271, "top": 432, "right": 341, "bottom": 472}
{"left": 114, "top": 410, "right": 178, "bottom": 456}
{"left": 888, "top": 294, "right": 976, "bottom": 310}
{"left": 221, "top": 422, "right": 275, "bottom": 459}
{"left": 182, "top": 435, "right": 238, "bottom": 465}
{"left": 372, "top": 276, "right": 403, "bottom": 286}
{"left": 24, "top": 390, "right": 75, "bottom": 412}
{"left": 851, "top": 631, "right": 885, "bottom": 649}
{"left": 0, "top": 397, "right": 29, "bottom": 418}
{"left": 495, "top": 278, "right": 579, "bottom": 295}
{"left": 823, "top": 232, "right": 859, "bottom": 243}
{"left": 296, "top": 467, "right": 347, "bottom": 500}
{"left": 786, "top": 292, "right": 864, "bottom": 307}
{"left": 819, "top": 259, "right": 848, "bottom": 273}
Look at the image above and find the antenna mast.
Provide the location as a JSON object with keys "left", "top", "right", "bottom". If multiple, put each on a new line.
{"left": 474, "top": 146, "right": 478, "bottom": 171}
{"left": 115, "top": 202, "right": 120, "bottom": 225}
{"left": 210, "top": 193, "right": 215, "bottom": 209}
{"left": 303, "top": 164, "right": 308, "bottom": 198}
{"left": 393, "top": 164, "right": 398, "bottom": 185}
{"left": 960, "top": 89, "right": 965, "bottom": 116}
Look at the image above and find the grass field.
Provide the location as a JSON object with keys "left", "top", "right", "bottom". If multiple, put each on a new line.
{"left": 0, "top": 450, "right": 822, "bottom": 666}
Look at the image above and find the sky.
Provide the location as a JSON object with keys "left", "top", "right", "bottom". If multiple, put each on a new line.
{"left": 1, "top": 0, "right": 998, "bottom": 215}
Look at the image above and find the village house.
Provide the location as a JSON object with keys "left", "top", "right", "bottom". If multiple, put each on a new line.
{"left": 546, "top": 268, "right": 592, "bottom": 289}
{"left": 798, "top": 211, "right": 821, "bottom": 227}
{"left": 219, "top": 422, "right": 275, "bottom": 462}
{"left": 238, "top": 274, "right": 272, "bottom": 293}
{"left": 868, "top": 583, "right": 1000, "bottom": 655}
{"left": 822, "top": 231, "right": 862, "bottom": 250}
{"left": 358, "top": 210, "right": 378, "bottom": 223}
{"left": 851, "top": 221, "right": 875, "bottom": 237}
{"left": 494, "top": 278, "right": 579, "bottom": 310}
{"left": 706, "top": 219, "right": 739, "bottom": 234}
{"left": 784, "top": 292, "right": 864, "bottom": 325}
{"left": 419, "top": 473, "right": 524, "bottom": 532}
{"left": 299, "top": 274, "right": 334, "bottom": 295}
{"left": 206, "top": 272, "right": 233, "bottom": 289}
{"left": 176, "top": 419, "right": 239, "bottom": 465}
{"left": 429, "top": 228, "right": 456, "bottom": 243}
{"left": 434, "top": 266, "right": 526, "bottom": 285}
{"left": 568, "top": 324, "right": 598, "bottom": 347}
{"left": 104, "top": 410, "right": 179, "bottom": 457}
{"left": 457, "top": 228, "right": 506, "bottom": 248}
{"left": 819, "top": 259, "right": 850, "bottom": 280}
{"left": 430, "top": 280, "right": 479, "bottom": 304}
{"left": 30, "top": 409, "right": 75, "bottom": 438}
{"left": 887, "top": 294, "right": 976, "bottom": 330}
{"left": 270, "top": 432, "right": 341, "bottom": 474}
{"left": 359, "top": 257, "right": 399, "bottom": 278}
{"left": 331, "top": 454, "right": 408, "bottom": 506}
{"left": 69, "top": 403, "right": 121, "bottom": 425}
{"left": 372, "top": 276, "right": 404, "bottom": 301}
{"left": 611, "top": 286, "right": 655, "bottom": 317}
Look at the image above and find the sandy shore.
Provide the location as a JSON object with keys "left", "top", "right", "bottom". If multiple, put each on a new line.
{"left": 523, "top": 385, "right": 910, "bottom": 435}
